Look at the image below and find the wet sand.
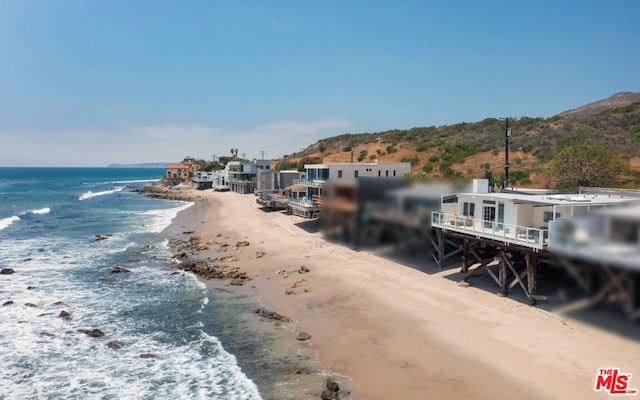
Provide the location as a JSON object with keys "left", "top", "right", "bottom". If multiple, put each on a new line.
{"left": 162, "top": 184, "right": 640, "bottom": 399}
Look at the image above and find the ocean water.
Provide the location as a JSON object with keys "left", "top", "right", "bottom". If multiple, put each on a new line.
{"left": 0, "top": 168, "right": 262, "bottom": 400}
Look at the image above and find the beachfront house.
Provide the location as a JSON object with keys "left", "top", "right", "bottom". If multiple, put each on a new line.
{"left": 431, "top": 181, "right": 640, "bottom": 304}
{"left": 213, "top": 169, "right": 229, "bottom": 191}
{"left": 549, "top": 200, "right": 640, "bottom": 268}
{"left": 164, "top": 160, "right": 200, "bottom": 184}
{"left": 193, "top": 171, "right": 214, "bottom": 189}
{"left": 227, "top": 160, "right": 270, "bottom": 194}
{"left": 432, "top": 180, "right": 640, "bottom": 251}
{"left": 289, "top": 162, "right": 411, "bottom": 218}
{"left": 547, "top": 199, "right": 640, "bottom": 320}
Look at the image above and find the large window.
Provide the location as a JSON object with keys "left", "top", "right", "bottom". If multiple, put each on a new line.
{"left": 462, "top": 202, "right": 475, "bottom": 216}
{"left": 338, "top": 170, "right": 343, "bottom": 178}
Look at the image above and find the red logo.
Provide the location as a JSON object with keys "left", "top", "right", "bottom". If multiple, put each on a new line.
{"left": 595, "top": 368, "right": 638, "bottom": 395}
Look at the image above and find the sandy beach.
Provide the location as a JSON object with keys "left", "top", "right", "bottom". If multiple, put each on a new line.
{"left": 159, "top": 184, "right": 640, "bottom": 400}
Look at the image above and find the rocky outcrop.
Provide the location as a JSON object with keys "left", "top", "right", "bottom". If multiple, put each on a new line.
{"left": 320, "top": 379, "right": 341, "bottom": 400}
{"left": 176, "top": 261, "right": 249, "bottom": 281}
{"left": 296, "top": 332, "right": 312, "bottom": 341}
{"left": 78, "top": 328, "right": 105, "bottom": 338}
{"left": 139, "top": 353, "right": 156, "bottom": 358}
{"left": 59, "top": 310, "right": 71, "bottom": 318}
{"left": 111, "top": 266, "right": 131, "bottom": 273}
{"left": 1, "top": 268, "right": 15, "bottom": 275}
{"left": 252, "top": 308, "right": 292, "bottom": 322}
{"left": 90, "top": 234, "right": 112, "bottom": 242}
{"left": 106, "top": 342, "right": 121, "bottom": 350}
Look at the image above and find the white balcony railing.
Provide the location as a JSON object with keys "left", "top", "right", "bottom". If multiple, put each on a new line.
{"left": 431, "top": 211, "right": 548, "bottom": 250}
{"left": 297, "top": 178, "right": 325, "bottom": 187}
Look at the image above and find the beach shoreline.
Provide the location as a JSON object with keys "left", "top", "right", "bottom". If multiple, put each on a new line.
{"left": 157, "top": 182, "right": 640, "bottom": 400}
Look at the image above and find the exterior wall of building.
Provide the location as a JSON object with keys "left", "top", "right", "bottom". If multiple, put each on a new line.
{"left": 279, "top": 171, "right": 300, "bottom": 189}
{"left": 305, "top": 162, "right": 411, "bottom": 182}
{"left": 227, "top": 160, "right": 270, "bottom": 194}
{"left": 165, "top": 162, "right": 199, "bottom": 182}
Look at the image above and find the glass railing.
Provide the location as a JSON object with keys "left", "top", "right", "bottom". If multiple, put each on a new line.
{"left": 431, "top": 211, "right": 548, "bottom": 250}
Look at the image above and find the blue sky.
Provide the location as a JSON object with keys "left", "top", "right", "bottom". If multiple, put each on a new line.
{"left": 1, "top": 1, "right": 638, "bottom": 166}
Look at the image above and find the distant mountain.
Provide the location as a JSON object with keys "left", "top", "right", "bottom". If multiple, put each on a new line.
{"left": 557, "top": 92, "right": 640, "bottom": 119}
{"left": 108, "top": 162, "right": 174, "bottom": 168}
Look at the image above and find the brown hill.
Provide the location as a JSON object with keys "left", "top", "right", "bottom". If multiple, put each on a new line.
{"left": 557, "top": 91, "right": 640, "bottom": 119}
{"left": 275, "top": 92, "right": 640, "bottom": 189}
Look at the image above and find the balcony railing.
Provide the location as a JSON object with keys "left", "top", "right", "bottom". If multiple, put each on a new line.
{"left": 288, "top": 195, "right": 323, "bottom": 207}
{"left": 431, "top": 211, "right": 548, "bottom": 250}
{"left": 297, "top": 178, "right": 325, "bottom": 187}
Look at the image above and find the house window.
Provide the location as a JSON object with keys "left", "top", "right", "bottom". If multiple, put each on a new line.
{"left": 354, "top": 170, "right": 359, "bottom": 178}
{"left": 543, "top": 212, "right": 561, "bottom": 222}
{"left": 386, "top": 170, "right": 389, "bottom": 177}
{"left": 393, "top": 170, "right": 396, "bottom": 177}
{"left": 378, "top": 170, "right": 381, "bottom": 177}
{"left": 463, "top": 202, "right": 475, "bottom": 217}
{"left": 338, "top": 170, "right": 343, "bottom": 178}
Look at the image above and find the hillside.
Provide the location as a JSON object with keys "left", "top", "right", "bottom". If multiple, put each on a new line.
{"left": 277, "top": 92, "right": 640, "bottom": 188}
{"left": 558, "top": 92, "right": 640, "bottom": 119}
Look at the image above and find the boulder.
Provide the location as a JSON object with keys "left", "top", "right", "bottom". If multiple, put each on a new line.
{"left": 25, "top": 303, "right": 38, "bottom": 307}
{"left": 1, "top": 268, "right": 15, "bottom": 275}
{"left": 253, "top": 308, "right": 292, "bottom": 322}
{"left": 296, "top": 332, "right": 311, "bottom": 341}
{"left": 90, "top": 234, "right": 111, "bottom": 242}
{"left": 111, "top": 266, "right": 131, "bottom": 273}
{"left": 3, "top": 301, "right": 14, "bottom": 306}
{"left": 106, "top": 342, "right": 121, "bottom": 350}
{"left": 298, "top": 266, "right": 311, "bottom": 274}
{"left": 139, "top": 353, "right": 156, "bottom": 358}
{"left": 320, "top": 389, "right": 339, "bottom": 400}
{"left": 59, "top": 310, "right": 71, "bottom": 318}
{"left": 326, "top": 379, "right": 340, "bottom": 393}
{"left": 27, "top": 286, "right": 37, "bottom": 290}
{"left": 235, "top": 241, "right": 250, "bottom": 247}
{"left": 78, "top": 328, "right": 105, "bottom": 338}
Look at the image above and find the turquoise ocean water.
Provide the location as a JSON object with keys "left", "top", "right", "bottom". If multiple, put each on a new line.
{"left": 0, "top": 168, "right": 262, "bottom": 399}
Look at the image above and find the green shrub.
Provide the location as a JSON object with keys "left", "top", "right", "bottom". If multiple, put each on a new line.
{"left": 428, "top": 155, "right": 440, "bottom": 163}
{"left": 416, "top": 143, "right": 430, "bottom": 152}
{"left": 401, "top": 156, "right": 419, "bottom": 165}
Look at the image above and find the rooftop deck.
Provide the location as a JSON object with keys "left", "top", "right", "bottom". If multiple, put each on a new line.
{"left": 431, "top": 211, "right": 548, "bottom": 251}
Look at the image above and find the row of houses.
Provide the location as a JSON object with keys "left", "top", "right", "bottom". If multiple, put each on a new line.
{"left": 165, "top": 157, "right": 640, "bottom": 321}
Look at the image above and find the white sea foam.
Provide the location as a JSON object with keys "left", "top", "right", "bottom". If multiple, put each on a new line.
{"left": 30, "top": 207, "right": 51, "bottom": 215}
{"left": 141, "top": 202, "right": 193, "bottom": 233}
{"left": 78, "top": 187, "right": 125, "bottom": 201}
{"left": 0, "top": 238, "right": 262, "bottom": 400}
{"left": 0, "top": 215, "right": 20, "bottom": 230}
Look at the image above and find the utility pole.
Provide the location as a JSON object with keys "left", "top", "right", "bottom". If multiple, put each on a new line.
{"left": 499, "top": 117, "right": 511, "bottom": 189}
{"left": 259, "top": 150, "right": 266, "bottom": 160}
